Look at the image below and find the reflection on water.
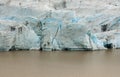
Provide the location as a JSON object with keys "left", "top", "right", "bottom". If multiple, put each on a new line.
{"left": 0, "top": 50, "right": 120, "bottom": 77}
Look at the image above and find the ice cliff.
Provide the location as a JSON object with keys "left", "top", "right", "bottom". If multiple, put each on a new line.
{"left": 0, "top": 0, "right": 120, "bottom": 51}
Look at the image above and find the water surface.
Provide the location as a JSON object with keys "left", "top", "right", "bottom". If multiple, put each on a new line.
{"left": 0, "top": 49, "right": 120, "bottom": 77}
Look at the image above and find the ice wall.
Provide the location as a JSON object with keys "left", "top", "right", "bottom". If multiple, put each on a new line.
{"left": 0, "top": 0, "right": 120, "bottom": 51}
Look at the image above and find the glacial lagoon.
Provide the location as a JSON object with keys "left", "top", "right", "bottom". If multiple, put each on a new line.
{"left": 0, "top": 50, "right": 120, "bottom": 77}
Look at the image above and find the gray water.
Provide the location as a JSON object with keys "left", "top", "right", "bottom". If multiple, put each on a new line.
{"left": 0, "top": 49, "right": 120, "bottom": 77}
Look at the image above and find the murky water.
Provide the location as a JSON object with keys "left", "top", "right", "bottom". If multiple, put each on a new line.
{"left": 0, "top": 50, "right": 120, "bottom": 77}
